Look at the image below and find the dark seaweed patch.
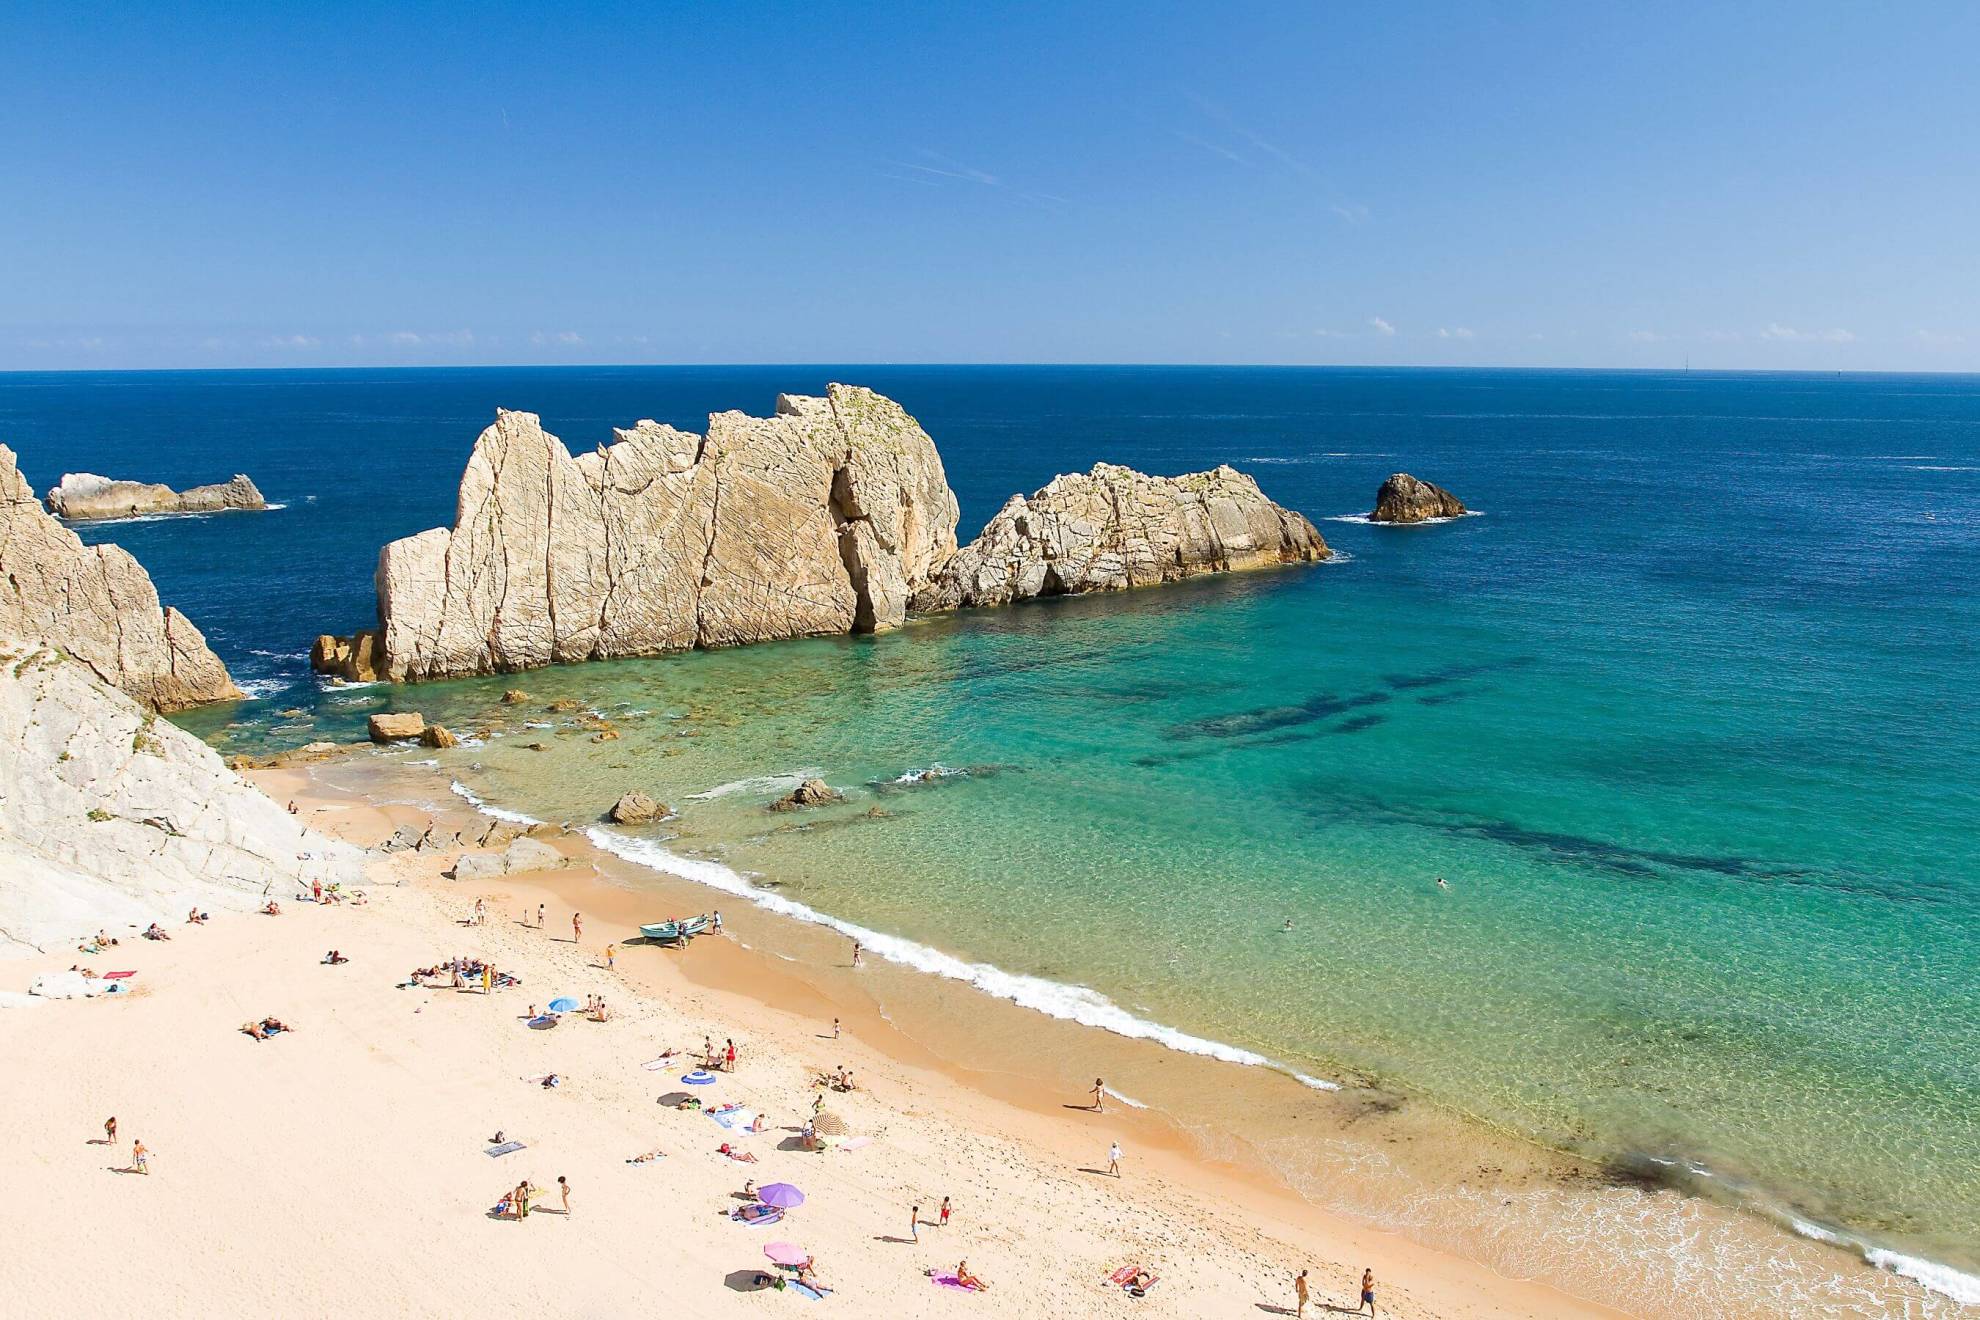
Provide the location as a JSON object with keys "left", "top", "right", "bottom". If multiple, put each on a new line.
{"left": 1169, "top": 689, "right": 1391, "bottom": 740}
{"left": 1334, "top": 713, "right": 1388, "bottom": 733}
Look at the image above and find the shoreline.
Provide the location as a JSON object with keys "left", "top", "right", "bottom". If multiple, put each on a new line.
{"left": 283, "top": 752, "right": 1967, "bottom": 1317}
{"left": 1, "top": 760, "right": 1615, "bottom": 1320}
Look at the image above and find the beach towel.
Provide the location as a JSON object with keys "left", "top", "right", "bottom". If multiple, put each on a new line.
{"left": 730, "top": 1205, "right": 784, "bottom": 1227}
{"left": 841, "top": 1136, "right": 873, "bottom": 1151}
{"left": 709, "top": 1109, "right": 760, "bottom": 1131}
{"left": 1110, "top": 1265, "right": 1160, "bottom": 1295}
{"left": 102, "top": 970, "right": 136, "bottom": 979}
{"left": 641, "top": 1056, "right": 677, "bottom": 1071}
{"left": 930, "top": 1274, "right": 976, "bottom": 1292}
{"left": 528, "top": 1015, "right": 557, "bottom": 1029}
{"left": 485, "top": 1141, "right": 526, "bottom": 1158}
{"left": 789, "top": 1282, "right": 829, "bottom": 1300}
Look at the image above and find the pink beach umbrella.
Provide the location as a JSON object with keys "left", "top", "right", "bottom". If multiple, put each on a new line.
{"left": 764, "top": 1241, "right": 808, "bottom": 1266}
{"left": 756, "top": 1182, "right": 806, "bottom": 1209}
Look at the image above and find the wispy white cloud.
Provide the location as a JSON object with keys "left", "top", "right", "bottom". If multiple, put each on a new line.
{"left": 1699, "top": 329, "right": 1743, "bottom": 343}
{"left": 1436, "top": 326, "right": 1476, "bottom": 341}
{"left": 1761, "top": 322, "right": 1854, "bottom": 344}
{"left": 1914, "top": 329, "right": 1966, "bottom": 345}
{"left": 1175, "top": 131, "right": 1250, "bottom": 167}
{"left": 1628, "top": 329, "right": 1674, "bottom": 343}
{"left": 1368, "top": 316, "right": 1395, "bottom": 337}
{"left": 265, "top": 333, "right": 320, "bottom": 350}
{"left": 530, "top": 330, "right": 584, "bottom": 346}
{"left": 1329, "top": 203, "right": 1370, "bottom": 224}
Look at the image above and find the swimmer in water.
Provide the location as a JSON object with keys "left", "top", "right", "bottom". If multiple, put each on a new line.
{"left": 1435, "top": 876, "right": 1449, "bottom": 891}
{"left": 1282, "top": 918, "right": 1295, "bottom": 931}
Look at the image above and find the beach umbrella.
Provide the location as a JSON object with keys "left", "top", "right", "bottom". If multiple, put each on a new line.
{"left": 681, "top": 1069, "right": 719, "bottom": 1085}
{"left": 812, "top": 1112, "right": 850, "bottom": 1136}
{"left": 764, "top": 1241, "right": 808, "bottom": 1266}
{"left": 547, "top": 996, "right": 579, "bottom": 1012}
{"left": 756, "top": 1183, "right": 805, "bottom": 1209}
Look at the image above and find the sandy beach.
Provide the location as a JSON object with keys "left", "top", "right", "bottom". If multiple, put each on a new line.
{"left": 0, "top": 762, "right": 1620, "bottom": 1319}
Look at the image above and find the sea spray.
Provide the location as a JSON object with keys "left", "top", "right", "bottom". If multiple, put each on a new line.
{"left": 583, "top": 824, "right": 1343, "bottom": 1092}
{"left": 448, "top": 780, "right": 544, "bottom": 827}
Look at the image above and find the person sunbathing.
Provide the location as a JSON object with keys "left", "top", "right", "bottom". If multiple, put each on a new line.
{"left": 675, "top": 1097, "right": 703, "bottom": 1111}
{"left": 242, "top": 1016, "right": 294, "bottom": 1039}
{"left": 955, "top": 1262, "right": 989, "bottom": 1291}
{"left": 731, "top": 1202, "right": 779, "bottom": 1222}
{"left": 717, "top": 1143, "right": 758, "bottom": 1163}
{"left": 323, "top": 950, "right": 348, "bottom": 964}
{"left": 625, "top": 1148, "right": 665, "bottom": 1164}
{"left": 143, "top": 923, "right": 170, "bottom": 940}
{"left": 97, "top": 930, "right": 119, "bottom": 947}
{"left": 261, "top": 901, "right": 281, "bottom": 916}
{"left": 186, "top": 908, "right": 208, "bottom": 924}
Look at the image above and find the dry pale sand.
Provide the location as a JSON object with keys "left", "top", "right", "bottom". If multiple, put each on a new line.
{"left": 0, "top": 777, "right": 1618, "bottom": 1319}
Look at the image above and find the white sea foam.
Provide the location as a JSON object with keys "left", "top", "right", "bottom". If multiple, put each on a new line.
{"left": 1908, "top": 465, "right": 1979, "bottom": 471}
{"left": 685, "top": 769, "right": 821, "bottom": 801}
{"left": 1864, "top": 1249, "right": 1980, "bottom": 1307}
{"left": 448, "top": 780, "right": 544, "bottom": 827}
{"left": 247, "top": 648, "right": 308, "bottom": 661}
{"left": 321, "top": 678, "right": 383, "bottom": 690}
{"left": 235, "top": 678, "right": 288, "bottom": 699}
{"left": 584, "top": 825, "right": 1349, "bottom": 1093}
{"left": 1101, "top": 1086, "right": 1149, "bottom": 1110}
{"left": 1325, "top": 510, "right": 1486, "bottom": 526}
{"left": 1294, "top": 1073, "right": 1343, "bottom": 1092}
{"left": 886, "top": 763, "right": 968, "bottom": 786}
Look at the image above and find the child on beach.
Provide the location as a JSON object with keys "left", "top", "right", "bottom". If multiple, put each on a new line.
{"left": 939, "top": 1196, "right": 951, "bottom": 1227}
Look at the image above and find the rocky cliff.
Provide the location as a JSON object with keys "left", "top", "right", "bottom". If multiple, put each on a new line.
{"left": 913, "top": 463, "right": 1329, "bottom": 610}
{"left": 323, "top": 385, "right": 958, "bottom": 681}
{"left": 316, "top": 389, "right": 1330, "bottom": 682}
{"left": 46, "top": 471, "right": 266, "bottom": 521}
{"left": 0, "top": 642, "right": 362, "bottom": 958}
{"left": 1, "top": 444, "right": 243, "bottom": 710}
{"left": 1369, "top": 473, "right": 1467, "bottom": 524}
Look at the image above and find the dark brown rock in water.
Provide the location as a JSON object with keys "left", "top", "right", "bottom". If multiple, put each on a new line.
{"left": 1369, "top": 473, "right": 1467, "bottom": 524}
{"left": 500, "top": 689, "right": 531, "bottom": 705}
{"left": 419, "top": 724, "right": 459, "bottom": 749}
{"left": 367, "top": 712, "right": 425, "bottom": 743}
{"left": 546, "top": 697, "right": 582, "bottom": 713}
{"left": 607, "top": 790, "right": 666, "bottom": 824}
{"left": 769, "top": 778, "right": 844, "bottom": 812}
{"left": 310, "top": 630, "right": 385, "bottom": 682}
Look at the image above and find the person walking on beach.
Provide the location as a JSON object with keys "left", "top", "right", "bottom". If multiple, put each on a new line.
{"left": 558, "top": 1175, "right": 572, "bottom": 1215}
{"left": 605, "top": 943, "right": 616, "bottom": 971}
{"left": 102, "top": 1116, "right": 116, "bottom": 1146}
{"left": 537, "top": 902, "right": 545, "bottom": 929}
{"left": 572, "top": 912, "right": 583, "bottom": 943}
{"left": 1091, "top": 1078, "right": 1106, "bottom": 1112}
{"left": 910, "top": 1204, "right": 920, "bottom": 1242}
{"left": 850, "top": 938, "right": 862, "bottom": 967}
{"left": 1294, "top": 1268, "right": 1310, "bottom": 1318}
{"left": 832, "top": 1017, "right": 841, "bottom": 1039}
{"left": 939, "top": 1196, "right": 951, "bottom": 1228}
{"left": 1358, "top": 1268, "right": 1376, "bottom": 1316}
{"left": 724, "top": 1038, "right": 737, "bottom": 1071}
{"left": 132, "top": 1139, "right": 149, "bottom": 1175}
{"left": 1107, "top": 1140, "right": 1122, "bottom": 1178}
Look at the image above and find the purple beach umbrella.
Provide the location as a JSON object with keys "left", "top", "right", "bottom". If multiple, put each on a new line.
{"left": 756, "top": 1182, "right": 805, "bottom": 1209}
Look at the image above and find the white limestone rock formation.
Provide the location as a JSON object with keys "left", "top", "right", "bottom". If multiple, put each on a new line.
{"left": 1, "top": 444, "right": 242, "bottom": 711}
{"left": 329, "top": 385, "right": 959, "bottom": 682}
{"left": 0, "top": 643, "right": 363, "bottom": 958}
{"left": 914, "top": 463, "right": 1329, "bottom": 610}
{"left": 46, "top": 471, "right": 266, "bottom": 521}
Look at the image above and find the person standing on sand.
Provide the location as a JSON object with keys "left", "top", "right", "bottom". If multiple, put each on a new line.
{"left": 558, "top": 1175, "right": 572, "bottom": 1215}
{"left": 103, "top": 1116, "right": 116, "bottom": 1146}
{"left": 724, "top": 1038, "right": 737, "bottom": 1071}
{"left": 850, "top": 938, "right": 862, "bottom": 967}
{"left": 132, "top": 1139, "right": 149, "bottom": 1174}
{"left": 1091, "top": 1078, "right": 1105, "bottom": 1112}
{"left": 832, "top": 1017, "right": 840, "bottom": 1039}
{"left": 605, "top": 943, "right": 616, "bottom": 971}
{"left": 572, "top": 912, "right": 582, "bottom": 942}
{"left": 1107, "top": 1140, "right": 1122, "bottom": 1177}
{"left": 1294, "top": 1268, "right": 1310, "bottom": 1317}
{"left": 537, "top": 902, "right": 545, "bottom": 929}
{"left": 1359, "top": 1268, "right": 1376, "bottom": 1316}
{"left": 939, "top": 1196, "right": 951, "bottom": 1227}
{"left": 482, "top": 964, "right": 493, "bottom": 995}
{"left": 910, "top": 1204, "right": 920, "bottom": 1242}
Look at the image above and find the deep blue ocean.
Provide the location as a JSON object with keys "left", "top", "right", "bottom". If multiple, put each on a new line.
{"left": 4, "top": 366, "right": 1976, "bottom": 1311}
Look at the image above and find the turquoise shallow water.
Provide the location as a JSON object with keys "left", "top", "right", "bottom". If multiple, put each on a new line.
{"left": 6, "top": 366, "right": 1976, "bottom": 1300}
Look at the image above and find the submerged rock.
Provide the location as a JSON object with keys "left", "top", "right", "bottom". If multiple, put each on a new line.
{"left": 0, "top": 445, "right": 242, "bottom": 711}
{"left": 915, "top": 463, "right": 1328, "bottom": 610}
{"left": 500, "top": 689, "right": 531, "bottom": 705}
{"left": 44, "top": 471, "right": 266, "bottom": 521}
{"left": 1369, "top": 473, "right": 1467, "bottom": 524}
{"left": 367, "top": 712, "right": 426, "bottom": 743}
{"left": 770, "top": 778, "right": 844, "bottom": 812}
{"left": 607, "top": 790, "right": 666, "bottom": 824}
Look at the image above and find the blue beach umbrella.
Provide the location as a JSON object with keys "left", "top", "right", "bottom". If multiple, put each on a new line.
{"left": 682, "top": 1069, "right": 719, "bottom": 1085}
{"left": 547, "top": 996, "right": 579, "bottom": 1012}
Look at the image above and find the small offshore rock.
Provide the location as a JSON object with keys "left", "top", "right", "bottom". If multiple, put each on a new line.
{"left": 770, "top": 778, "right": 844, "bottom": 812}
{"left": 367, "top": 712, "right": 426, "bottom": 743}
{"left": 45, "top": 471, "right": 266, "bottom": 521}
{"left": 419, "top": 724, "right": 459, "bottom": 749}
{"left": 607, "top": 790, "right": 666, "bottom": 824}
{"left": 500, "top": 689, "right": 531, "bottom": 705}
{"left": 1369, "top": 473, "right": 1468, "bottom": 524}
{"left": 546, "top": 697, "right": 582, "bottom": 713}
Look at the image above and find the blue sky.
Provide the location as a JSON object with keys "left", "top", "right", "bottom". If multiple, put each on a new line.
{"left": 4, "top": 1, "right": 1977, "bottom": 370}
